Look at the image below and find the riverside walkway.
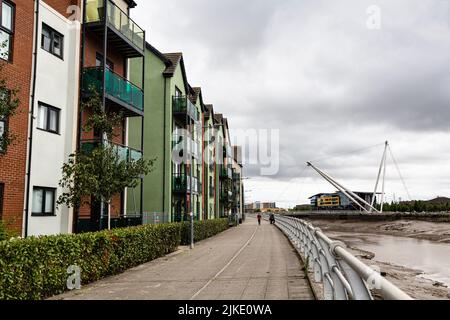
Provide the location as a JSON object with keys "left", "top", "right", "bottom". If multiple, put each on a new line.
{"left": 54, "top": 217, "right": 314, "bottom": 300}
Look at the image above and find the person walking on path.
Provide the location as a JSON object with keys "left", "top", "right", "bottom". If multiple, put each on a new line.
{"left": 257, "top": 213, "right": 262, "bottom": 225}
{"left": 269, "top": 213, "right": 275, "bottom": 225}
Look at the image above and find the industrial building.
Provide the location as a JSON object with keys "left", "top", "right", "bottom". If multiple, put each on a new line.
{"left": 309, "top": 192, "right": 376, "bottom": 211}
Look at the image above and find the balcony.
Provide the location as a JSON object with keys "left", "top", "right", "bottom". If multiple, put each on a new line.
{"left": 172, "top": 173, "right": 200, "bottom": 194}
{"left": 172, "top": 135, "right": 200, "bottom": 159}
{"left": 220, "top": 166, "right": 233, "bottom": 180}
{"left": 224, "top": 144, "right": 233, "bottom": 157}
{"left": 172, "top": 96, "right": 199, "bottom": 122}
{"left": 220, "top": 189, "right": 233, "bottom": 203}
{"left": 80, "top": 139, "right": 143, "bottom": 162}
{"left": 83, "top": 67, "right": 144, "bottom": 116}
{"left": 85, "top": 0, "right": 145, "bottom": 57}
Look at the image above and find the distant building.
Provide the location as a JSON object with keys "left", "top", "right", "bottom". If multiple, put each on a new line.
{"left": 245, "top": 202, "right": 277, "bottom": 212}
{"left": 309, "top": 192, "right": 376, "bottom": 211}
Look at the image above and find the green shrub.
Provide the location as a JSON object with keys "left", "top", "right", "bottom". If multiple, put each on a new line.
{"left": 180, "top": 218, "right": 229, "bottom": 245}
{"left": 0, "top": 219, "right": 229, "bottom": 300}
{"left": 0, "top": 223, "right": 181, "bottom": 300}
{"left": 0, "top": 219, "right": 18, "bottom": 241}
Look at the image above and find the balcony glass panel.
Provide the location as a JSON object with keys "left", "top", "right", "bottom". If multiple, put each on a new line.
{"left": 83, "top": 67, "right": 143, "bottom": 112}
{"left": 172, "top": 96, "right": 199, "bottom": 121}
{"left": 81, "top": 140, "right": 142, "bottom": 162}
{"left": 85, "top": 0, "right": 145, "bottom": 51}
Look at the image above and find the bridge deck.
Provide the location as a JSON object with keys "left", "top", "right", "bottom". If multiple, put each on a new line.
{"left": 53, "top": 218, "right": 314, "bottom": 300}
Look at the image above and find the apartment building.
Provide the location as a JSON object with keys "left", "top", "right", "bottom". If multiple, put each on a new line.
{"left": 203, "top": 104, "right": 216, "bottom": 219}
{"left": 128, "top": 45, "right": 203, "bottom": 223}
{"left": 231, "top": 146, "right": 243, "bottom": 219}
{"left": 0, "top": 0, "right": 35, "bottom": 235}
{"left": 75, "top": 0, "right": 145, "bottom": 232}
{"left": 0, "top": 0, "right": 243, "bottom": 236}
{"left": 25, "top": 1, "right": 81, "bottom": 236}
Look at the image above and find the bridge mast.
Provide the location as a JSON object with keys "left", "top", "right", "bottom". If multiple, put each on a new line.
{"left": 370, "top": 141, "right": 389, "bottom": 213}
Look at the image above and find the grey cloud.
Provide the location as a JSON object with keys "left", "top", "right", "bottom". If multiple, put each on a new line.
{"left": 133, "top": 0, "right": 450, "bottom": 204}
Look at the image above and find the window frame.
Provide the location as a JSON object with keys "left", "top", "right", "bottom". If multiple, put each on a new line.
{"left": 0, "top": 89, "right": 10, "bottom": 154}
{"left": 95, "top": 52, "right": 114, "bottom": 70}
{"left": 37, "top": 102, "right": 60, "bottom": 134}
{"left": 41, "top": 23, "right": 64, "bottom": 60}
{"left": 0, "top": 0, "right": 15, "bottom": 62}
{"left": 31, "top": 186, "right": 56, "bottom": 217}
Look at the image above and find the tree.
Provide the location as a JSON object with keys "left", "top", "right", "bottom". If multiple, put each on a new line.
{"left": 0, "top": 41, "right": 20, "bottom": 154}
{"left": 57, "top": 89, "right": 153, "bottom": 227}
{"left": 57, "top": 144, "right": 153, "bottom": 210}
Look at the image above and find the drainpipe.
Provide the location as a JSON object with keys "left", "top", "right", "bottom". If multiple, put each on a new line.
{"left": 163, "top": 78, "right": 167, "bottom": 219}
{"left": 24, "top": 0, "right": 40, "bottom": 238}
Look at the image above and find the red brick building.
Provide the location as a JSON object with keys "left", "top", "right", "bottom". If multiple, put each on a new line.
{"left": 0, "top": 0, "right": 35, "bottom": 234}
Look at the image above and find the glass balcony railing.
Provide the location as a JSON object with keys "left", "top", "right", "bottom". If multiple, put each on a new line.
{"left": 172, "top": 173, "right": 189, "bottom": 192}
{"left": 172, "top": 173, "right": 201, "bottom": 194}
{"left": 220, "top": 166, "right": 233, "bottom": 179}
{"left": 172, "top": 96, "right": 199, "bottom": 121}
{"left": 80, "top": 139, "right": 143, "bottom": 162}
{"left": 85, "top": 0, "right": 145, "bottom": 51}
{"left": 172, "top": 135, "right": 200, "bottom": 159}
{"left": 83, "top": 67, "right": 143, "bottom": 113}
{"left": 224, "top": 144, "right": 233, "bottom": 157}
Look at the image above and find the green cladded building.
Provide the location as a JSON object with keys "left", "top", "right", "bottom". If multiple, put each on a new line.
{"left": 127, "top": 43, "right": 242, "bottom": 223}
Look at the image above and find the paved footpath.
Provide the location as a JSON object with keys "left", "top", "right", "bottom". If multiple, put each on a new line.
{"left": 53, "top": 218, "right": 314, "bottom": 300}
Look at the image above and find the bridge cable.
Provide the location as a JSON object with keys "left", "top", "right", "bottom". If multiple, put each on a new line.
{"left": 309, "top": 142, "right": 385, "bottom": 163}
{"left": 387, "top": 145, "right": 412, "bottom": 201}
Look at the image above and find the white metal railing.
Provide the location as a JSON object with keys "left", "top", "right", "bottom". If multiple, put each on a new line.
{"left": 274, "top": 215, "right": 413, "bottom": 300}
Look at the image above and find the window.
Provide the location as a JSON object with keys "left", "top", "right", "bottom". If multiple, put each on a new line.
{"left": 0, "top": 0, "right": 14, "bottom": 61}
{"left": 0, "top": 183, "right": 4, "bottom": 219}
{"left": 0, "top": 89, "right": 9, "bottom": 153}
{"left": 41, "top": 23, "right": 63, "bottom": 59}
{"left": 175, "top": 87, "right": 182, "bottom": 97}
{"left": 37, "top": 102, "right": 60, "bottom": 134}
{"left": 32, "top": 187, "right": 56, "bottom": 216}
{"left": 95, "top": 53, "right": 114, "bottom": 70}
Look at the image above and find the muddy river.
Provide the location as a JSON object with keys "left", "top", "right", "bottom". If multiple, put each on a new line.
{"left": 328, "top": 232, "right": 450, "bottom": 287}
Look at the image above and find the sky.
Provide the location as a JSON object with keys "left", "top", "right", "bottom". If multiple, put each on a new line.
{"left": 132, "top": 0, "right": 450, "bottom": 208}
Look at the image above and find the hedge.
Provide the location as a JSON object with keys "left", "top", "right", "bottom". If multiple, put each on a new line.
{"left": 0, "top": 219, "right": 229, "bottom": 300}
{"left": 0, "top": 223, "right": 181, "bottom": 300}
{"left": 180, "top": 218, "right": 229, "bottom": 244}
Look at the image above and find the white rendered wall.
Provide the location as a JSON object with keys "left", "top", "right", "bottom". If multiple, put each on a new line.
{"left": 27, "top": 2, "right": 80, "bottom": 236}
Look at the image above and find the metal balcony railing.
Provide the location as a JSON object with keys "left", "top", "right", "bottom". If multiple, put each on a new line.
{"left": 224, "top": 144, "right": 233, "bottom": 157}
{"left": 80, "top": 139, "right": 142, "bottom": 162}
{"left": 172, "top": 96, "right": 199, "bottom": 121}
{"left": 275, "top": 215, "right": 413, "bottom": 300}
{"left": 172, "top": 135, "right": 200, "bottom": 159}
{"left": 220, "top": 166, "right": 233, "bottom": 179}
{"left": 85, "top": 0, "right": 145, "bottom": 51}
{"left": 172, "top": 173, "right": 190, "bottom": 192}
{"left": 83, "top": 67, "right": 144, "bottom": 113}
{"left": 172, "top": 173, "right": 200, "bottom": 194}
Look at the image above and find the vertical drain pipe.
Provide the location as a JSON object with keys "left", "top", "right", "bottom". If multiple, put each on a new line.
{"left": 24, "top": 0, "right": 40, "bottom": 238}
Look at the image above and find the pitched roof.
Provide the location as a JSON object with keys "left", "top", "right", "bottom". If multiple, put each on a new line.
{"left": 163, "top": 53, "right": 183, "bottom": 77}
{"left": 205, "top": 104, "right": 214, "bottom": 115}
{"left": 191, "top": 87, "right": 201, "bottom": 104}
{"left": 126, "top": 0, "right": 138, "bottom": 8}
{"left": 214, "top": 113, "right": 223, "bottom": 124}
